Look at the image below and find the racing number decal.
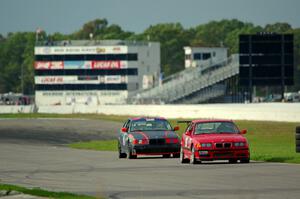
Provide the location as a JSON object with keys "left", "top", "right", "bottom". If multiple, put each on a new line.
{"left": 185, "top": 137, "right": 189, "bottom": 148}
{"left": 185, "top": 137, "right": 192, "bottom": 148}
{"left": 122, "top": 134, "right": 126, "bottom": 146}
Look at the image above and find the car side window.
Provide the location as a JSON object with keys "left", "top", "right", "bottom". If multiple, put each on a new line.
{"left": 123, "top": 120, "right": 130, "bottom": 128}
{"left": 186, "top": 123, "right": 193, "bottom": 134}
{"left": 125, "top": 120, "right": 131, "bottom": 129}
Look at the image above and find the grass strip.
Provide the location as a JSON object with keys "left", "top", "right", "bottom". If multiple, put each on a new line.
{"left": 0, "top": 183, "right": 99, "bottom": 199}
{"left": 69, "top": 140, "right": 118, "bottom": 151}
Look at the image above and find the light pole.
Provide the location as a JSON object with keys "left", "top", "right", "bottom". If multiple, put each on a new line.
{"left": 21, "top": 63, "right": 24, "bottom": 95}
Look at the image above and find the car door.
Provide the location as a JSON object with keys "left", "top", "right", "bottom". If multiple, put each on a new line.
{"left": 120, "top": 119, "right": 130, "bottom": 151}
{"left": 182, "top": 123, "right": 194, "bottom": 151}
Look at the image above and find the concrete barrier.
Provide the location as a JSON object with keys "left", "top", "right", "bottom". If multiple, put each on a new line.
{"left": 1, "top": 103, "right": 300, "bottom": 122}
{"left": 34, "top": 103, "right": 300, "bottom": 122}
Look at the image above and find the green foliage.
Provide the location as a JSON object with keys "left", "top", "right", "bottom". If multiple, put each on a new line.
{"left": 0, "top": 18, "right": 299, "bottom": 93}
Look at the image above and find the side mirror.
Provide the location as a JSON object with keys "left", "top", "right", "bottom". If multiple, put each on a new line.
{"left": 173, "top": 126, "right": 180, "bottom": 131}
{"left": 240, "top": 129, "right": 247, "bottom": 134}
{"left": 121, "top": 127, "right": 128, "bottom": 133}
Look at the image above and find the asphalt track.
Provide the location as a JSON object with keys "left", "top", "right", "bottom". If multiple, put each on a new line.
{"left": 1, "top": 119, "right": 300, "bottom": 199}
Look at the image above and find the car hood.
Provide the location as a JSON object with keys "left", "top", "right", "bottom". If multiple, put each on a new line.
{"left": 192, "top": 133, "right": 247, "bottom": 143}
{"left": 129, "top": 130, "right": 178, "bottom": 140}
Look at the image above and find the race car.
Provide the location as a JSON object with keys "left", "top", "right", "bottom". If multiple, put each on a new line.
{"left": 180, "top": 119, "right": 250, "bottom": 164}
{"left": 118, "top": 117, "right": 180, "bottom": 159}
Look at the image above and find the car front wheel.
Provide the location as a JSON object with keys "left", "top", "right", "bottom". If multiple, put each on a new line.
{"left": 180, "top": 148, "right": 189, "bottom": 164}
{"left": 127, "top": 148, "right": 137, "bottom": 159}
{"left": 190, "top": 147, "right": 200, "bottom": 164}
{"left": 118, "top": 142, "right": 127, "bottom": 158}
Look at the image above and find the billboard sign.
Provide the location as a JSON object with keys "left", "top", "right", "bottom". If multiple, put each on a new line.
{"left": 35, "top": 46, "right": 128, "bottom": 55}
{"left": 239, "top": 33, "right": 294, "bottom": 86}
{"left": 34, "top": 61, "right": 64, "bottom": 70}
{"left": 104, "top": 76, "right": 122, "bottom": 84}
{"left": 92, "top": 61, "right": 121, "bottom": 69}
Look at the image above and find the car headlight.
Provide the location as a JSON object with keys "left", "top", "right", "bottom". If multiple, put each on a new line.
{"left": 234, "top": 142, "right": 246, "bottom": 147}
{"left": 201, "top": 143, "right": 212, "bottom": 148}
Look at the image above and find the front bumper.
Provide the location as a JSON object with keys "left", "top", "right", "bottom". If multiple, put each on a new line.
{"left": 195, "top": 149, "right": 250, "bottom": 161}
{"left": 131, "top": 144, "right": 180, "bottom": 155}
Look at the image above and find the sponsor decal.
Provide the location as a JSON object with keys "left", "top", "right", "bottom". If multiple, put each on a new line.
{"left": 92, "top": 61, "right": 121, "bottom": 69}
{"left": 65, "top": 91, "right": 98, "bottom": 96}
{"left": 104, "top": 75, "right": 121, "bottom": 84}
{"left": 35, "top": 61, "right": 64, "bottom": 70}
{"left": 96, "top": 48, "right": 106, "bottom": 53}
{"left": 41, "top": 77, "right": 64, "bottom": 83}
{"left": 113, "top": 47, "right": 121, "bottom": 52}
{"left": 42, "top": 47, "right": 51, "bottom": 54}
{"left": 41, "top": 92, "right": 64, "bottom": 96}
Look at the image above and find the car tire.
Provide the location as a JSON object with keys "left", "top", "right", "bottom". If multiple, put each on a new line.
{"left": 163, "top": 154, "right": 171, "bottom": 158}
{"left": 229, "top": 159, "right": 237, "bottom": 164}
{"left": 118, "top": 142, "right": 127, "bottom": 158}
{"left": 296, "top": 126, "right": 300, "bottom": 134}
{"left": 180, "top": 148, "right": 189, "bottom": 164}
{"left": 295, "top": 133, "right": 300, "bottom": 140}
{"left": 240, "top": 158, "right": 250, "bottom": 163}
{"left": 190, "top": 147, "right": 200, "bottom": 164}
{"left": 128, "top": 148, "right": 137, "bottom": 159}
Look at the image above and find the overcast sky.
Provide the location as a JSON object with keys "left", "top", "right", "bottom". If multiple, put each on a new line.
{"left": 0, "top": 0, "right": 299, "bottom": 35}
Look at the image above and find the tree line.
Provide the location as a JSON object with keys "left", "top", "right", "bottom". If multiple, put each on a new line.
{"left": 0, "top": 18, "right": 299, "bottom": 94}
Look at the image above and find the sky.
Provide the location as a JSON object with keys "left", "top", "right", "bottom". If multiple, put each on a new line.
{"left": 0, "top": 0, "right": 299, "bottom": 35}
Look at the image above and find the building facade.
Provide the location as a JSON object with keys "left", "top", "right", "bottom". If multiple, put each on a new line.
{"left": 34, "top": 40, "right": 160, "bottom": 105}
{"left": 184, "top": 46, "right": 228, "bottom": 69}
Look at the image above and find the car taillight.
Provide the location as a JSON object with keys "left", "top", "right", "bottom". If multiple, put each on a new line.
{"left": 132, "top": 139, "right": 138, "bottom": 145}
{"left": 166, "top": 138, "right": 179, "bottom": 144}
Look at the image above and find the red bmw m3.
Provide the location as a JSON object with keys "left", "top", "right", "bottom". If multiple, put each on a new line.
{"left": 180, "top": 119, "right": 250, "bottom": 164}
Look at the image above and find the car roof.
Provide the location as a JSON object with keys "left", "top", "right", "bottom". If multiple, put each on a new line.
{"left": 130, "top": 117, "right": 167, "bottom": 121}
{"left": 192, "top": 119, "right": 234, "bottom": 123}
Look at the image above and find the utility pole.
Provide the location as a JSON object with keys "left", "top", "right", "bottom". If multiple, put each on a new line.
{"left": 21, "top": 64, "right": 24, "bottom": 95}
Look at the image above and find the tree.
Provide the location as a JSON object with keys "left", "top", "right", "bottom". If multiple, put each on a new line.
{"left": 73, "top": 18, "right": 108, "bottom": 39}
{"left": 139, "top": 23, "right": 190, "bottom": 75}
{"left": 264, "top": 22, "right": 292, "bottom": 33}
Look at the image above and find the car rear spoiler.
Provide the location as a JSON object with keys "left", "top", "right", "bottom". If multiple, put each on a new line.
{"left": 177, "top": 120, "right": 192, "bottom": 124}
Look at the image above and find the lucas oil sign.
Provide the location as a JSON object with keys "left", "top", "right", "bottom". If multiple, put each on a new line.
{"left": 92, "top": 61, "right": 121, "bottom": 69}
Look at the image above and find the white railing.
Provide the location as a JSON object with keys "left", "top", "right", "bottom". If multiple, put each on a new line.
{"left": 130, "top": 54, "right": 239, "bottom": 104}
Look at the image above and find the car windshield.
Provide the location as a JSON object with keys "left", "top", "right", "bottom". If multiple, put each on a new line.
{"left": 130, "top": 119, "right": 172, "bottom": 131}
{"left": 195, "top": 122, "right": 239, "bottom": 134}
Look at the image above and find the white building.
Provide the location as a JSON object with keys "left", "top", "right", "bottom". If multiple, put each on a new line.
{"left": 34, "top": 40, "right": 160, "bottom": 105}
{"left": 184, "top": 46, "right": 228, "bottom": 69}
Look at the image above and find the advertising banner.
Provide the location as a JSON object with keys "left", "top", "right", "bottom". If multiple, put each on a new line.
{"left": 64, "top": 61, "right": 92, "bottom": 69}
{"left": 35, "top": 46, "right": 128, "bottom": 55}
{"left": 34, "top": 61, "right": 64, "bottom": 70}
{"left": 104, "top": 76, "right": 122, "bottom": 84}
{"left": 92, "top": 61, "right": 121, "bottom": 69}
{"left": 35, "top": 76, "right": 100, "bottom": 84}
